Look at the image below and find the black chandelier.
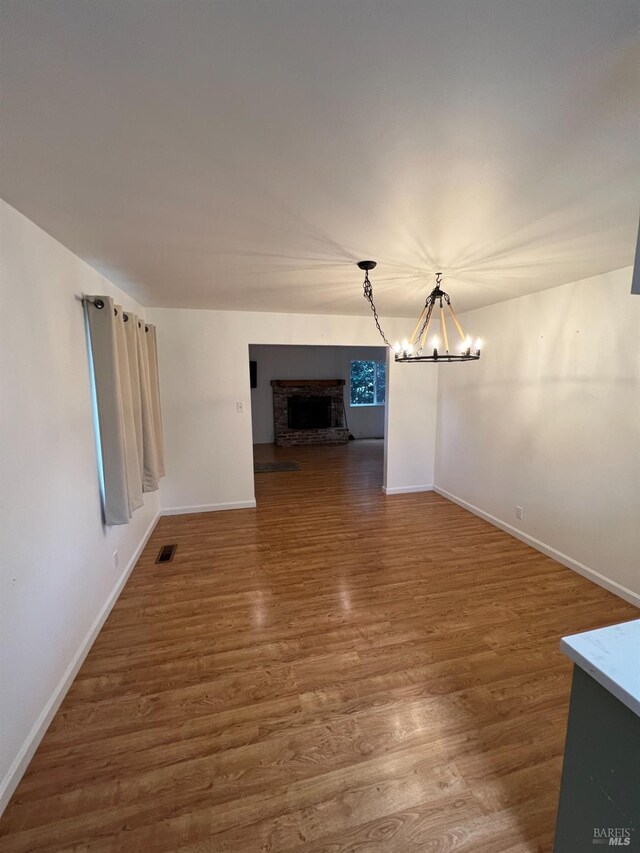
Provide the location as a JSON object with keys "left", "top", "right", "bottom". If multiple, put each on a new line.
{"left": 358, "top": 261, "right": 481, "bottom": 363}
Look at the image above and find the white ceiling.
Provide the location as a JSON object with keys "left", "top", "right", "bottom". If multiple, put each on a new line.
{"left": 1, "top": 0, "right": 639, "bottom": 317}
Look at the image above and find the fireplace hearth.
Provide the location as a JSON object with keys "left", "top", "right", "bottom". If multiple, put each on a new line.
{"left": 271, "top": 380, "right": 349, "bottom": 447}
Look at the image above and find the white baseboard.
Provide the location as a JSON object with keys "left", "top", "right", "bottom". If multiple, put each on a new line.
{"left": 434, "top": 486, "right": 640, "bottom": 608}
{"left": 0, "top": 510, "right": 161, "bottom": 816}
{"left": 382, "top": 484, "right": 433, "bottom": 495}
{"left": 162, "top": 499, "right": 257, "bottom": 516}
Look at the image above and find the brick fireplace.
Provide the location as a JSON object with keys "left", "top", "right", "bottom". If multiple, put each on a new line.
{"left": 271, "top": 379, "right": 350, "bottom": 447}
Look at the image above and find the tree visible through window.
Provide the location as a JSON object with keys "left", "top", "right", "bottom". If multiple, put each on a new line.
{"left": 350, "top": 360, "right": 386, "bottom": 406}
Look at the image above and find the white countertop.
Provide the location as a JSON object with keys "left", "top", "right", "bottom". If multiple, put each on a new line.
{"left": 561, "top": 619, "right": 640, "bottom": 717}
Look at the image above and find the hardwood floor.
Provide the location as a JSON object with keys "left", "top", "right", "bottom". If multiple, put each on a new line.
{"left": 1, "top": 440, "right": 636, "bottom": 852}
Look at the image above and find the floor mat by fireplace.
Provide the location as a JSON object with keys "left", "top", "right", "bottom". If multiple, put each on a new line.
{"left": 254, "top": 461, "right": 300, "bottom": 473}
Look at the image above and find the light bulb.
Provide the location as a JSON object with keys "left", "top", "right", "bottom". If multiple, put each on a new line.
{"left": 432, "top": 336, "right": 439, "bottom": 349}
{"left": 406, "top": 343, "right": 414, "bottom": 355}
{"left": 475, "top": 338, "right": 482, "bottom": 351}
{"left": 465, "top": 335, "right": 472, "bottom": 349}
{"left": 393, "top": 341, "right": 401, "bottom": 354}
{"left": 458, "top": 340, "right": 466, "bottom": 353}
{"left": 402, "top": 338, "right": 409, "bottom": 351}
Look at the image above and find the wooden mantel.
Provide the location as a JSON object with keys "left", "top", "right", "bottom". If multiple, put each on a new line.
{"left": 270, "top": 379, "right": 345, "bottom": 387}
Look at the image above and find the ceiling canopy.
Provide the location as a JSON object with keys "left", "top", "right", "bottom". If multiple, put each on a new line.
{"left": 1, "top": 0, "right": 638, "bottom": 316}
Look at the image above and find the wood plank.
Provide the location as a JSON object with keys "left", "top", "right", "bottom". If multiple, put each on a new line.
{"left": 0, "top": 440, "right": 636, "bottom": 851}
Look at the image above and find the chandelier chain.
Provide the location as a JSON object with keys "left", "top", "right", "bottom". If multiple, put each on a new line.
{"left": 362, "top": 271, "right": 393, "bottom": 348}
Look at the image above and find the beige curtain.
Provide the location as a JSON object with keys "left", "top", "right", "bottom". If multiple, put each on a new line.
{"left": 123, "top": 311, "right": 144, "bottom": 483}
{"left": 136, "top": 317, "right": 160, "bottom": 492}
{"left": 85, "top": 296, "right": 165, "bottom": 525}
{"left": 146, "top": 324, "right": 165, "bottom": 477}
{"left": 114, "top": 305, "right": 143, "bottom": 514}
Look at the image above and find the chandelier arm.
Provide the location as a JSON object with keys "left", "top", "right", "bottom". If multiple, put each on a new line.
{"left": 408, "top": 302, "right": 429, "bottom": 346}
{"left": 440, "top": 302, "right": 450, "bottom": 353}
{"left": 447, "top": 299, "right": 467, "bottom": 343}
{"left": 416, "top": 295, "right": 435, "bottom": 342}
{"left": 362, "top": 271, "right": 393, "bottom": 348}
{"left": 417, "top": 300, "right": 435, "bottom": 352}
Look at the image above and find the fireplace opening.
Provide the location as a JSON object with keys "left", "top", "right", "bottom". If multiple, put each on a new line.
{"left": 288, "top": 395, "right": 332, "bottom": 430}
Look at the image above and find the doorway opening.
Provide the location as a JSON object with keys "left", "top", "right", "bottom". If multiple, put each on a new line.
{"left": 248, "top": 344, "right": 387, "bottom": 495}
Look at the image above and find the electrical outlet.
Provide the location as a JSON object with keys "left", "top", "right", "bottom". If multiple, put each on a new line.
{"left": 515, "top": 506, "right": 523, "bottom": 521}
{"left": 113, "top": 551, "right": 119, "bottom": 568}
{"left": 236, "top": 401, "right": 245, "bottom": 413}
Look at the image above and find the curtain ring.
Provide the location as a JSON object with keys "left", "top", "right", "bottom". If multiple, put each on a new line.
{"left": 94, "top": 299, "right": 105, "bottom": 310}
{"left": 123, "top": 313, "right": 129, "bottom": 322}
{"left": 145, "top": 326, "right": 149, "bottom": 332}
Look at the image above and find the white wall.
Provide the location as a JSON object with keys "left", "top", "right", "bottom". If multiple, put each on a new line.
{"left": 434, "top": 267, "right": 640, "bottom": 603}
{"left": 0, "top": 201, "right": 161, "bottom": 811}
{"left": 248, "top": 344, "right": 386, "bottom": 444}
{"left": 147, "top": 307, "right": 438, "bottom": 512}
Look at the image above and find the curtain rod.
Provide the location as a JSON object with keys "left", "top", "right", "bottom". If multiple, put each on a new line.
{"left": 79, "top": 295, "right": 150, "bottom": 329}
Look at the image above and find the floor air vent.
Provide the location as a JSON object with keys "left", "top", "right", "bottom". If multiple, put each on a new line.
{"left": 156, "top": 544, "right": 177, "bottom": 564}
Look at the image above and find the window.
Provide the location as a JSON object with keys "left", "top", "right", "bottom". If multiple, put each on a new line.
{"left": 350, "top": 359, "right": 386, "bottom": 406}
